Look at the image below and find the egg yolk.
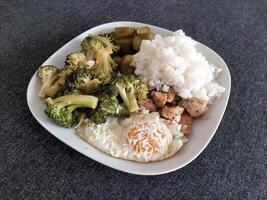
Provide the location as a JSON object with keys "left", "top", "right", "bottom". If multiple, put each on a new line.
{"left": 127, "top": 123, "right": 163, "bottom": 153}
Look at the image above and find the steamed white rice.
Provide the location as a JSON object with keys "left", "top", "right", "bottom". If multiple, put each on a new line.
{"left": 132, "top": 30, "right": 225, "bottom": 102}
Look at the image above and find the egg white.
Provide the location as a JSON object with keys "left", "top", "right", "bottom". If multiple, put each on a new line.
{"left": 76, "top": 112, "right": 185, "bottom": 162}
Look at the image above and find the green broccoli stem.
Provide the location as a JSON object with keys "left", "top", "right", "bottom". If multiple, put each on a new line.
{"left": 116, "top": 84, "right": 139, "bottom": 112}
{"left": 53, "top": 95, "right": 98, "bottom": 109}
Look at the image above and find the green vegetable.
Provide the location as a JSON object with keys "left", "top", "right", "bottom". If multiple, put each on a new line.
{"left": 114, "top": 37, "right": 133, "bottom": 55}
{"left": 56, "top": 87, "right": 81, "bottom": 96}
{"left": 81, "top": 34, "right": 120, "bottom": 58}
{"left": 98, "top": 32, "right": 116, "bottom": 42}
{"left": 112, "top": 75, "right": 148, "bottom": 112}
{"left": 45, "top": 94, "right": 98, "bottom": 128}
{"left": 38, "top": 65, "right": 58, "bottom": 99}
{"left": 132, "top": 36, "right": 142, "bottom": 51}
{"left": 138, "top": 32, "right": 154, "bottom": 40}
{"left": 65, "top": 52, "right": 87, "bottom": 67}
{"left": 90, "top": 85, "right": 129, "bottom": 124}
{"left": 114, "top": 77, "right": 138, "bottom": 112}
{"left": 91, "top": 47, "right": 116, "bottom": 83}
{"left": 136, "top": 26, "right": 151, "bottom": 35}
{"left": 74, "top": 111, "right": 86, "bottom": 129}
{"left": 119, "top": 55, "right": 135, "bottom": 75}
{"left": 38, "top": 65, "right": 76, "bottom": 99}
{"left": 114, "top": 27, "right": 135, "bottom": 38}
{"left": 81, "top": 34, "right": 119, "bottom": 83}
{"left": 49, "top": 65, "right": 76, "bottom": 95}
{"left": 66, "top": 66, "right": 101, "bottom": 94}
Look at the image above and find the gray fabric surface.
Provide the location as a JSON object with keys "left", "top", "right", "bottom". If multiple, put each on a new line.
{"left": 0, "top": 0, "right": 266, "bottom": 199}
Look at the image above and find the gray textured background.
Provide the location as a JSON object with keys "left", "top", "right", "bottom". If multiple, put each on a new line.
{"left": 0, "top": 0, "right": 266, "bottom": 199}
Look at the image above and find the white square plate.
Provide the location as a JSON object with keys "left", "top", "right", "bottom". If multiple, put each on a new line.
{"left": 27, "top": 21, "right": 231, "bottom": 175}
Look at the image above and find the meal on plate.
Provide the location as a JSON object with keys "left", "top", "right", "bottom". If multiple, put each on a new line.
{"left": 37, "top": 26, "right": 225, "bottom": 162}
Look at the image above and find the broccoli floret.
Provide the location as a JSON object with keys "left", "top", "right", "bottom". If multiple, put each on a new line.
{"left": 37, "top": 64, "right": 78, "bottom": 99}
{"left": 81, "top": 34, "right": 119, "bottom": 58}
{"left": 81, "top": 78, "right": 102, "bottom": 93}
{"left": 66, "top": 67, "right": 89, "bottom": 89}
{"left": 65, "top": 66, "right": 102, "bottom": 94}
{"left": 90, "top": 85, "right": 129, "bottom": 124}
{"left": 91, "top": 103, "right": 129, "bottom": 124}
{"left": 98, "top": 32, "right": 115, "bottom": 41}
{"left": 38, "top": 65, "right": 58, "bottom": 99}
{"left": 96, "top": 33, "right": 120, "bottom": 53}
{"left": 90, "top": 95, "right": 118, "bottom": 124}
{"left": 113, "top": 76, "right": 138, "bottom": 112}
{"left": 65, "top": 52, "right": 87, "bottom": 67}
{"left": 57, "top": 65, "right": 76, "bottom": 83}
{"left": 91, "top": 47, "right": 117, "bottom": 83}
{"left": 112, "top": 75, "right": 148, "bottom": 112}
{"left": 81, "top": 34, "right": 119, "bottom": 83}
{"left": 46, "top": 65, "right": 76, "bottom": 97}
{"left": 44, "top": 94, "right": 98, "bottom": 128}
{"left": 56, "top": 87, "right": 81, "bottom": 97}
{"left": 123, "top": 75, "right": 148, "bottom": 100}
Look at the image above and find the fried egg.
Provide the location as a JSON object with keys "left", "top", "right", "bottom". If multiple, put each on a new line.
{"left": 76, "top": 112, "right": 185, "bottom": 162}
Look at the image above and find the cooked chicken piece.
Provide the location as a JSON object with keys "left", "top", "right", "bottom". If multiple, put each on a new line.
{"left": 166, "top": 87, "right": 177, "bottom": 103}
{"left": 161, "top": 106, "right": 184, "bottom": 120}
{"left": 182, "top": 98, "right": 208, "bottom": 117}
{"left": 167, "top": 87, "right": 178, "bottom": 105}
{"left": 180, "top": 112, "right": 193, "bottom": 134}
{"left": 138, "top": 99, "right": 157, "bottom": 112}
{"left": 151, "top": 91, "right": 167, "bottom": 108}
